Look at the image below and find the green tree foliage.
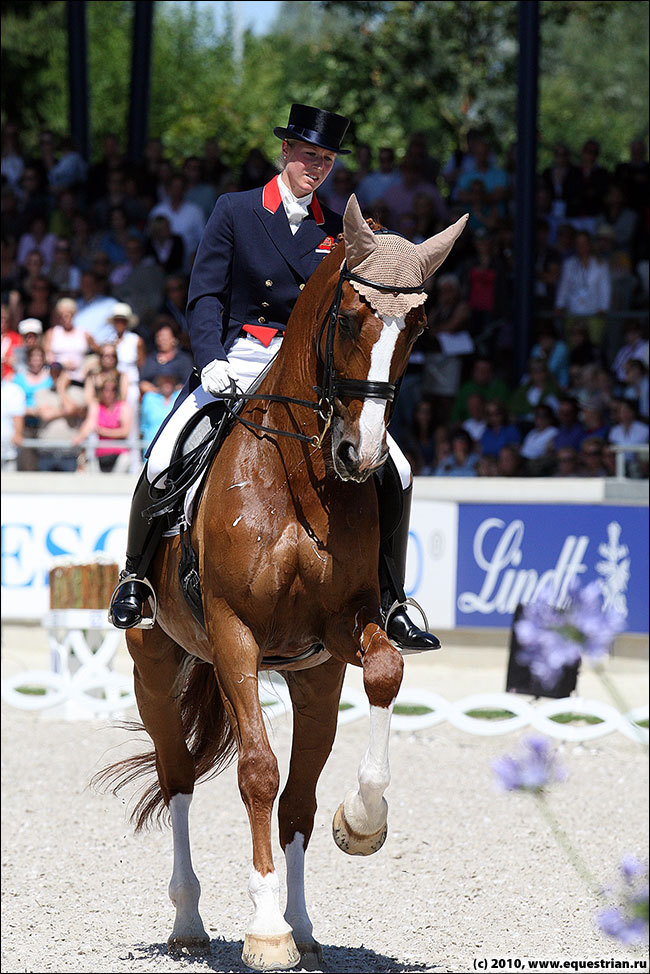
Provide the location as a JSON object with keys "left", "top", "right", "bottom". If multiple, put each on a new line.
{"left": 1, "top": 0, "right": 647, "bottom": 170}
{"left": 1, "top": 1, "right": 67, "bottom": 150}
{"left": 539, "top": 1, "right": 649, "bottom": 168}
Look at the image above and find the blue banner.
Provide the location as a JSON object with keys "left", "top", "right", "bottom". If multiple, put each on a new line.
{"left": 455, "top": 504, "right": 649, "bottom": 633}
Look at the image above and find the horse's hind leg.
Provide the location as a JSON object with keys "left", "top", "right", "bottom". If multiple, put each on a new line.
{"left": 278, "top": 658, "right": 346, "bottom": 969}
{"left": 126, "top": 626, "right": 210, "bottom": 952}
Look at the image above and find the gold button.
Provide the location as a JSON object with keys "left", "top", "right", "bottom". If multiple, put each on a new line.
{"left": 258, "top": 316, "right": 267, "bottom": 324}
{"left": 265, "top": 279, "right": 273, "bottom": 288}
{"left": 261, "top": 301, "right": 269, "bottom": 308}
{"left": 299, "top": 283, "right": 305, "bottom": 291}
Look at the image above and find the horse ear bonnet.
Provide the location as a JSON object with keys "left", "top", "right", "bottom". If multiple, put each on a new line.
{"left": 342, "top": 196, "right": 469, "bottom": 319}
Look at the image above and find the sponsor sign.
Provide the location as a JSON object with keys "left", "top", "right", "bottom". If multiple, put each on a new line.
{"left": 455, "top": 504, "right": 649, "bottom": 633}
{"left": 1, "top": 494, "right": 128, "bottom": 619}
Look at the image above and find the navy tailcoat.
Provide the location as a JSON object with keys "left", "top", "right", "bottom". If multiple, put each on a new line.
{"left": 186, "top": 175, "right": 343, "bottom": 372}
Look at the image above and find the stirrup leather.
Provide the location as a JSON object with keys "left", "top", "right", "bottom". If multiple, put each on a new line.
{"left": 385, "top": 597, "right": 430, "bottom": 634}
{"left": 108, "top": 573, "right": 158, "bottom": 630}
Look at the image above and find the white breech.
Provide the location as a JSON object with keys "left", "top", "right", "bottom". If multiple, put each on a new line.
{"left": 147, "top": 335, "right": 283, "bottom": 486}
{"left": 146, "top": 334, "right": 412, "bottom": 490}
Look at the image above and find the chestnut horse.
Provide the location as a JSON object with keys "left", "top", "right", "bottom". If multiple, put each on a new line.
{"left": 101, "top": 197, "right": 467, "bottom": 971}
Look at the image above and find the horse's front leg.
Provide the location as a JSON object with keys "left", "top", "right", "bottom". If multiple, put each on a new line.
{"left": 278, "top": 657, "right": 346, "bottom": 969}
{"left": 332, "top": 622, "right": 404, "bottom": 856}
{"left": 212, "top": 614, "right": 300, "bottom": 972}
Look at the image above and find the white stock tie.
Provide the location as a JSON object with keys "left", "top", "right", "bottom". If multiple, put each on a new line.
{"left": 284, "top": 198, "right": 310, "bottom": 234}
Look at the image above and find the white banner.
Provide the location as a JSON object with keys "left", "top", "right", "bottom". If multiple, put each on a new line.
{"left": 1, "top": 494, "right": 129, "bottom": 619}
{"left": 1, "top": 488, "right": 458, "bottom": 624}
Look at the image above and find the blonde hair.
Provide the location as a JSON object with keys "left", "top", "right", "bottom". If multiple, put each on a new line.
{"left": 56, "top": 297, "right": 78, "bottom": 316}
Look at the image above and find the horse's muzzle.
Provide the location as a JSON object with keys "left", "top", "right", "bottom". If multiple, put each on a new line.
{"left": 334, "top": 438, "right": 388, "bottom": 482}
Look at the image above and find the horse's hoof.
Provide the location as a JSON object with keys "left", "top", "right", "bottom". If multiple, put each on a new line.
{"left": 295, "top": 939, "right": 323, "bottom": 971}
{"left": 332, "top": 801, "right": 388, "bottom": 856}
{"left": 167, "top": 933, "right": 210, "bottom": 954}
{"left": 242, "top": 931, "right": 300, "bottom": 971}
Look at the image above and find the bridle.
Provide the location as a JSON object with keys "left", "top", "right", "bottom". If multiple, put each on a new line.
{"left": 220, "top": 242, "right": 426, "bottom": 448}
{"left": 315, "top": 258, "right": 424, "bottom": 425}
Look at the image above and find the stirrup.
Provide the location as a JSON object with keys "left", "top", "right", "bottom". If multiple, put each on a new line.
{"left": 108, "top": 573, "right": 158, "bottom": 630}
{"left": 385, "top": 597, "right": 430, "bottom": 635}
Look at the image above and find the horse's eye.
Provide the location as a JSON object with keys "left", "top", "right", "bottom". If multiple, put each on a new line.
{"left": 338, "top": 310, "right": 359, "bottom": 338}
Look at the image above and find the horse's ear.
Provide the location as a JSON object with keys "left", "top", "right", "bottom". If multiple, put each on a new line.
{"left": 343, "top": 194, "right": 377, "bottom": 270}
{"left": 416, "top": 214, "right": 469, "bottom": 281}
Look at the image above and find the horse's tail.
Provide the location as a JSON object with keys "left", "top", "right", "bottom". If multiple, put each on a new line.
{"left": 91, "top": 655, "right": 237, "bottom": 831}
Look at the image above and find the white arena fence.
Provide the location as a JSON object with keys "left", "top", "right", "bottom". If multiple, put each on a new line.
{"left": 2, "top": 635, "right": 647, "bottom": 743}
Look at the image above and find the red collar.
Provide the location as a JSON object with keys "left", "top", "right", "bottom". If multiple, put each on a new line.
{"left": 262, "top": 176, "right": 324, "bottom": 225}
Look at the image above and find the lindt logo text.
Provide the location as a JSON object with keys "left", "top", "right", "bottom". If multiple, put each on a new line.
{"left": 457, "top": 518, "right": 589, "bottom": 616}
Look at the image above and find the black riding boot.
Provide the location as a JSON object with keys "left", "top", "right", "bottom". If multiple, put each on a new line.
{"left": 109, "top": 469, "right": 164, "bottom": 630}
{"left": 377, "top": 465, "right": 441, "bottom": 653}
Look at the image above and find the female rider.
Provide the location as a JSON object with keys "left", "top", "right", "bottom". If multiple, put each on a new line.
{"left": 109, "top": 104, "right": 439, "bottom": 653}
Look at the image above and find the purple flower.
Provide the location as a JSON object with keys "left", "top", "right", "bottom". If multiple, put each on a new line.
{"left": 492, "top": 735, "right": 567, "bottom": 793}
{"left": 620, "top": 854, "right": 646, "bottom": 884}
{"left": 514, "top": 580, "right": 625, "bottom": 689}
{"left": 596, "top": 857, "right": 649, "bottom": 946}
{"left": 597, "top": 907, "right": 648, "bottom": 946}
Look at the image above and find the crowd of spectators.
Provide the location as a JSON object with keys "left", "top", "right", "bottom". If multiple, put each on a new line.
{"left": 1, "top": 122, "right": 648, "bottom": 479}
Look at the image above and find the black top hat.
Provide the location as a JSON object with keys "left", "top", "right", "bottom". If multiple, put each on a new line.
{"left": 273, "top": 104, "right": 351, "bottom": 155}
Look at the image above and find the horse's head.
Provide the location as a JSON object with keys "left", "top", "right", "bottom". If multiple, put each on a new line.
{"left": 320, "top": 195, "right": 468, "bottom": 483}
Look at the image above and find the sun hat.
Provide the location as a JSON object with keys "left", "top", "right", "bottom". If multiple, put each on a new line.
{"left": 108, "top": 302, "right": 139, "bottom": 327}
{"left": 18, "top": 318, "right": 43, "bottom": 336}
{"left": 273, "top": 104, "right": 351, "bottom": 155}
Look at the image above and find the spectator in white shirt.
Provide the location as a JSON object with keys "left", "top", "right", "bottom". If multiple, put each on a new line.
{"left": 75, "top": 270, "right": 119, "bottom": 348}
{"left": 555, "top": 230, "right": 611, "bottom": 343}
{"left": 608, "top": 398, "right": 649, "bottom": 475}
{"left": 462, "top": 391, "right": 487, "bottom": 446}
{"left": 611, "top": 319, "right": 649, "bottom": 382}
{"left": 520, "top": 403, "right": 559, "bottom": 474}
{"left": 149, "top": 172, "right": 206, "bottom": 273}
{"left": 1, "top": 375, "right": 26, "bottom": 468}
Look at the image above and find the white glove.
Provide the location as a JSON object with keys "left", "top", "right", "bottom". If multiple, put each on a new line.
{"left": 201, "top": 359, "right": 235, "bottom": 396}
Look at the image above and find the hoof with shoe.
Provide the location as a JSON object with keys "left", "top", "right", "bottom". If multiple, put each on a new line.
{"left": 242, "top": 931, "right": 300, "bottom": 971}
{"left": 332, "top": 801, "right": 387, "bottom": 856}
{"left": 167, "top": 933, "right": 210, "bottom": 955}
{"left": 294, "top": 939, "right": 323, "bottom": 971}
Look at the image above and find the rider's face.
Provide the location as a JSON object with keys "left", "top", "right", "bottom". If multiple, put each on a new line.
{"left": 281, "top": 141, "right": 335, "bottom": 197}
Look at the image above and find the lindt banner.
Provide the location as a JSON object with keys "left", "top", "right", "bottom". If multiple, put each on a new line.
{"left": 455, "top": 504, "right": 649, "bottom": 633}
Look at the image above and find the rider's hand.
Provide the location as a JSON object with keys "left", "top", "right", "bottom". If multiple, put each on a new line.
{"left": 200, "top": 359, "right": 235, "bottom": 396}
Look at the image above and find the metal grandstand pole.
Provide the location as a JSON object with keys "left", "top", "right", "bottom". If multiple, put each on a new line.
{"left": 513, "top": 0, "right": 540, "bottom": 382}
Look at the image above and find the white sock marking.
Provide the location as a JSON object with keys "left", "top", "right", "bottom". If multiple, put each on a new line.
{"left": 284, "top": 832, "right": 313, "bottom": 943}
{"left": 358, "top": 316, "right": 405, "bottom": 468}
{"left": 247, "top": 869, "right": 293, "bottom": 937}
{"left": 168, "top": 793, "right": 207, "bottom": 940}
{"left": 344, "top": 702, "right": 394, "bottom": 834}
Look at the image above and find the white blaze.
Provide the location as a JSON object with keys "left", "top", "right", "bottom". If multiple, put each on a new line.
{"left": 358, "top": 315, "right": 405, "bottom": 467}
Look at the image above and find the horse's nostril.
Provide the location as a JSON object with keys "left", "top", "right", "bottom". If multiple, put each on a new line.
{"left": 337, "top": 440, "right": 359, "bottom": 469}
